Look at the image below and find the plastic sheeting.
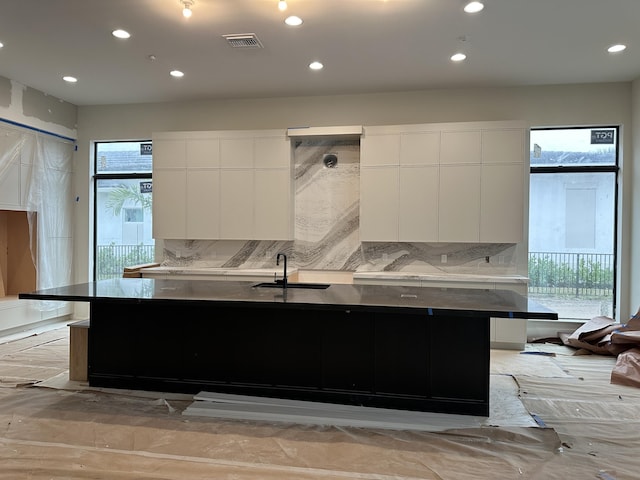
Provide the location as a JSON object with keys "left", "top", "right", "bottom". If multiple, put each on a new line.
{"left": 1, "top": 328, "right": 639, "bottom": 479}
{"left": 0, "top": 120, "right": 74, "bottom": 312}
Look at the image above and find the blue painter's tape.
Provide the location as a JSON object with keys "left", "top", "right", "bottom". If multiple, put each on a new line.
{"left": 509, "top": 311, "right": 514, "bottom": 318}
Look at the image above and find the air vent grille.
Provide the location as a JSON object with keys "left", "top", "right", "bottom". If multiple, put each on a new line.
{"left": 223, "top": 33, "right": 264, "bottom": 48}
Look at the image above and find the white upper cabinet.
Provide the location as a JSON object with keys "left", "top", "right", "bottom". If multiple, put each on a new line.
{"left": 360, "top": 166, "right": 399, "bottom": 241}
{"left": 360, "top": 121, "right": 527, "bottom": 243}
{"left": 152, "top": 130, "right": 292, "bottom": 241}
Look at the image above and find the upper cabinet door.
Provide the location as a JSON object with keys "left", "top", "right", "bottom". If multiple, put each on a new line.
{"left": 440, "top": 130, "right": 481, "bottom": 164}
{"left": 482, "top": 129, "right": 525, "bottom": 164}
{"left": 219, "top": 169, "right": 254, "bottom": 240}
{"left": 186, "top": 138, "right": 220, "bottom": 168}
{"left": 220, "top": 137, "right": 254, "bottom": 168}
{"left": 360, "top": 166, "right": 399, "bottom": 241}
{"left": 254, "top": 169, "right": 292, "bottom": 240}
{"left": 438, "top": 164, "right": 481, "bottom": 242}
{"left": 186, "top": 169, "right": 220, "bottom": 239}
{"left": 152, "top": 169, "right": 187, "bottom": 239}
{"left": 255, "top": 136, "right": 290, "bottom": 168}
{"left": 400, "top": 132, "right": 440, "bottom": 166}
{"left": 480, "top": 163, "right": 524, "bottom": 242}
{"left": 153, "top": 138, "right": 187, "bottom": 169}
{"left": 399, "top": 165, "right": 439, "bottom": 242}
{"left": 360, "top": 134, "right": 400, "bottom": 167}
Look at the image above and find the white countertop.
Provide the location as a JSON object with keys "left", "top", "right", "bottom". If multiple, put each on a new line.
{"left": 352, "top": 271, "right": 528, "bottom": 284}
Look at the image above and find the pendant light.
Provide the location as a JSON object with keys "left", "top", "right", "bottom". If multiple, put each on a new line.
{"left": 180, "top": 0, "right": 194, "bottom": 18}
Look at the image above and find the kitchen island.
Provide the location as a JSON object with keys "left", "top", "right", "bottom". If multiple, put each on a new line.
{"left": 19, "top": 278, "right": 557, "bottom": 416}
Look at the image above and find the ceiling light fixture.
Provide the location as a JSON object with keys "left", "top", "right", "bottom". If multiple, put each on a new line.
{"left": 278, "top": 0, "right": 287, "bottom": 11}
{"left": 170, "top": 70, "right": 185, "bottom": 78}
{"left": 181, "top": 0, "right": 194, "bottom": 18}
{"left": 451, "top": 53, "right": 467, "bottom": 62}
{"left": 62, "top": 76, "right": 78, "bottom": 83}
{"left": 285, "top": 15, "right": 303, "bottom": 26}
{"left": 607, "top": 44, "right": 626, "bottom": 53}
{"left": 463, "top": 1, "right": 484, "bottom": 13}
{"left": 112, "top": 29, "right": 131, "bottom": 39}
{"left": 309, "top": 61, "right": 323, "bottom": 70}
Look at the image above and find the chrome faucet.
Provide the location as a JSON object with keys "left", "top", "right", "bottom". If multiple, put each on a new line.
{"left": 276, "top": 252, "right": 288, "bottom": 289}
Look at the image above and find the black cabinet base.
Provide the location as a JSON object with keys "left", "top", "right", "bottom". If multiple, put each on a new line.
{"left": 88, "top": 301, "right": 490, "bottom": 417}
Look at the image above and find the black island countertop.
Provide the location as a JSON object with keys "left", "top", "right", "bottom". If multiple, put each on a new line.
{"left": 19, "top": 277, "right": 558, "bottom": 320}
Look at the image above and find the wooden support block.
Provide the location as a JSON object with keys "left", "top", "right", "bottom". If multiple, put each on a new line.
{"left": 68, "top": 320, "right": 90, "bottom": 381}
{"left": 122, "top": 262, "right": 160, "bottom": 278}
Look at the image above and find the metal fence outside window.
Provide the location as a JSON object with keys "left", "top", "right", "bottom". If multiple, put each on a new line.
{"left": 528, "top": 252, "right": 614, "bottom": 297}
{"left": 96, "top": 244, "right": 155, "bottom": 280}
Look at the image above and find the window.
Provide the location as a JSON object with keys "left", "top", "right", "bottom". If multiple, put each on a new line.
{"left": 94, "top": 141, "right": 154, "bottom": 280}
{"left": 529, "top": 127, "right": 618, "bottom": 320}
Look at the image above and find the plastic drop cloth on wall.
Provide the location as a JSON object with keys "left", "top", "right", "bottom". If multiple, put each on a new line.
{"left": 0, "top": 121, "right": 74, "bottom": 311}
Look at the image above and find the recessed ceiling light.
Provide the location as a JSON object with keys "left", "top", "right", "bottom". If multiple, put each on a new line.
{"left": 463, "top": 1, "right": 484, "bottom": 14}
{"left": 451, "top": 53, "right": 467, "bottom": 62}
{"left": 285, "top": 16, "right": 303, "bottom": 26}
{"left": 63, "top": 76, "right": 78, "bottom": 83}
{"left": 170, "top": 70, "right": 185, "bottom": 78}
{"left": 607, "top": 44, "right": 626, "bottom": 53}
{"left": 112, "top": 29, "right": 131, "bottom": 39}
{"left": 309, "top": 61, "right": 323, "bottom": 70}
{"left": 0, "top": 41, "right": 4, "bottom": 48}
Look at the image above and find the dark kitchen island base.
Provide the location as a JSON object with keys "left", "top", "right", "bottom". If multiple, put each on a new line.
{"left": 19, "top": 278, "right": 558, "bottom": 417}
{"left": 88, "top": 301, "right": 490, "bottom": 416}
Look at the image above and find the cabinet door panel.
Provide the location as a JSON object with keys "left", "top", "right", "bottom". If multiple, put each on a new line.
{"left": 360, "top": 167, "right": 399, "bottom": 241}
{"left": 374, "top": 313, "right": 428, "bottom": 396}
{"left": 152, "top": 169, "right": 186, "bottom": 239}
{"left": 220, "top": 170, "right": 253, "bottom": 239}
{"left": 254, "top": 169, "right": 292, "bottom": 240}
{"left": 438, "top": 165, "right": 480, "bottom": 242}
{"left": 220, "top": 137, "right": 253, "bottom": 168}
{"left": 321, "top": 311, "right": 373, "bottom": 392}
{"left": 400, "top": 132, "right": 440, "bottom": 166}
{"left": 480, "top": 163, "right": 524, "bottom": 242}
{"left": 429, "top": 315, "right": 489, "bottom": 401}
{"left": 440, "top": 131, "right": 481, "bottom": 164}
{"left": 399, "top": 166, "right": 438, "bottom": 242}
{"left": 187, "top": 138, "right": 220, "bottom": 168}
{"left": 153, "top": 139, "right": 187, "bottom": 168}
{"left": 255, "top": 136, "right": 290, "bottom": 168}
{"left": 186, "top": 169, "right": 220, "bottom": 239}
{"left": 482, "top": 129, "right": 525, "bottom": 164}
{"left": 361, "top": 134, "right": 399, "bottom": 167}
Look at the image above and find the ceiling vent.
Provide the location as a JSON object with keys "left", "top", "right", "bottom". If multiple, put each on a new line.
{"left": 222, "top": 33, "right": 263, "bottom": 48}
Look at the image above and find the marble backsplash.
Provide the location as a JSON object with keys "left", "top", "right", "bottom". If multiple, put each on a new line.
{"left": 162, "top": 137, "right": 523, "bottom": 276}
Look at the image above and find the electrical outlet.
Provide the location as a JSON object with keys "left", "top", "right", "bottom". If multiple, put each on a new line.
{"left": 441, "top": 254, "right": 447, "bottom": 264}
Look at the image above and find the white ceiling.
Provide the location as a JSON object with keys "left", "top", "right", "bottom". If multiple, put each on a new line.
{"left": 1, "top": 0, "right": 639, "bottom": 107}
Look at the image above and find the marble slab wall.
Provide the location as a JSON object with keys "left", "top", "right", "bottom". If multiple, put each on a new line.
{"left": 161, "top": 138, "right": 521, "bottom": 276}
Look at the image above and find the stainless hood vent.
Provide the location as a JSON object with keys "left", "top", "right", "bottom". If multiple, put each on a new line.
{"left": 222, "top": 33, "right": 263, "bottom": 48}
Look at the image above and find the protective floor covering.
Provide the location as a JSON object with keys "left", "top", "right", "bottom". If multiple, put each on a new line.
{"left": 0, "top": 327, "right": 638, "bottom": 479}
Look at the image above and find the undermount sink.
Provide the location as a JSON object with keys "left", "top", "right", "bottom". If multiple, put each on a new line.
{"left": 253, "top": 282, "right": 331, "bottom": 290}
